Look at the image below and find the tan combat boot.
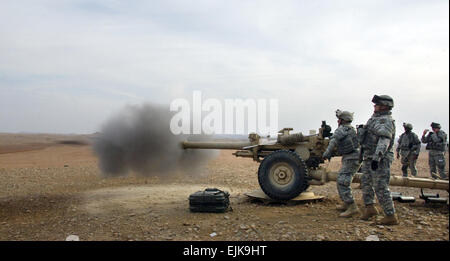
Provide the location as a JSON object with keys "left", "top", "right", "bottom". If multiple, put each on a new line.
{"left": 376, "top": 214, "right": 399, "bottom": 225}
{"left": 339, "top": 203, "right": 360, "bottom": 218}
{"left": 360, "top": 204, "right": 379, "bottom": 220}
{"left": 336, "top": 202, "right": 349, "bottom": 211}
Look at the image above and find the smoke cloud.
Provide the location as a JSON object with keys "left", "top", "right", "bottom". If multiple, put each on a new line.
{"left": 92, "top": 103, "right": 216, "bottom": 177}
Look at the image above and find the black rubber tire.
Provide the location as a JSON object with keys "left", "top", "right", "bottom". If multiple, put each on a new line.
{"left": 258, "top": 150, "right": 309, "bottom": 200}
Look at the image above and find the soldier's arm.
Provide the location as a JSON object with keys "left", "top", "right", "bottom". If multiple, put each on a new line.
{"left": 374, "top": 137, "right": 391, "bottom": 161}
{"left": 323, "top": 127, "right": 344, "bottom": 158}
{"left": 412, "top": 133, "right": 421, "bottom": 155}
{"left": 420, "top": 134, "right": 428, "bottom": 143}
{"left": 372, "top": 120, "right": 394, "bottom": 161}
{"left": 323, "top": 138, "right": 337, "bottom": 159}
{"left": 396, "top": 134, "right": 402, "bottom": 153}
{"left": 421, "top": 132, "right": 430, "bottom": 143}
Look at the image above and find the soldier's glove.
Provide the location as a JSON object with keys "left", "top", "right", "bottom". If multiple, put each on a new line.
{"left": 371, "top": 160, "right": 379, "bottom": 171}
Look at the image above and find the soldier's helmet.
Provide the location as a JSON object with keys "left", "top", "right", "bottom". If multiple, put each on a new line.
{"left": 335, "top": 109, "right": 354, "bottom": 122}
{"left": 403, "top": 123, "right": 413, "bottom": 130}
{"left": 431, "top": 122, "right": 441, "bottom": 129}
{"left": 372, "top": 95, "right": 394, "bottom": 109}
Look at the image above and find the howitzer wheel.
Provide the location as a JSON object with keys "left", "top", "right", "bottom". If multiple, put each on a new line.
{"left": 258, "top": 150, "right": 309, "bottom": 200}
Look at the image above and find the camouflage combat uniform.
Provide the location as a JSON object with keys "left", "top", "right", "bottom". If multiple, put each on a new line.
{"left": 323, "top": 124, "right": 360, "bottom": 204}
{"left": 396, "top": 129, "right": 421, "bottom": 177}
{"left": 421, "top": 130, "right": 448, "bottom": 179}
{"left": 359, "top": 111, "right": 396, "bottom": 216}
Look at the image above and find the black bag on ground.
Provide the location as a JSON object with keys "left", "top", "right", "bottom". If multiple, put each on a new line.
{"left": 189, "top": 188, "right": 230, "bottom": 213}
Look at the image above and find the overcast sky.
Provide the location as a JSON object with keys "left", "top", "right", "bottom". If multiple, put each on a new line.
{"left": 0, "top": 0, "right": 448, "bottom": 137}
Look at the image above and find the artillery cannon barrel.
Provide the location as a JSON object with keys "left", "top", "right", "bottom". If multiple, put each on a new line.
{"left": 309, "top": 169, "right": 449, "bottom": 191}
{"left": 182, "top": 141, "right": 253, "bottom": 150}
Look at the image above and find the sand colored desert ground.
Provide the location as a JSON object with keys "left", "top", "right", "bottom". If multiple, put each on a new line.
{"left": 0, "top": 134, "right": 448, "bottom": 241}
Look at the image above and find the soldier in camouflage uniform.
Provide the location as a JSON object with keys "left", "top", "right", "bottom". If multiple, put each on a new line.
{"left": 357, "top": 95, "right": 398, "bottom": 225}
{"left": 323, "top": 110, "right": 361, "bottom": 218}
{"left": 396, "top": 123, "right": 421, "bottom": 177}
{"left": 421, "top": 122, "right": 448, "bottom": 180}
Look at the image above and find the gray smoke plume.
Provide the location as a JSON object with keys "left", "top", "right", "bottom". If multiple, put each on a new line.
{"left": 92, "top": 103, "right": 216, "bottom": 177}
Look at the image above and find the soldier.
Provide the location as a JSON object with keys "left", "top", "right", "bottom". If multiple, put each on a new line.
{"left": 323, "top": 110, "right": 361, "bottom": 218}
{"left": 396, "top": 123, "right": 421, "bottom": 177}
{"left": 421, "top": 122, "right": 448, "bottom": 180}
{"left": 357, "top": 95, "right": 398, "bottom": 225}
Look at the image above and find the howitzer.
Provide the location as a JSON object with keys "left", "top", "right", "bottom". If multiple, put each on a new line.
{"left": 182, "top": 122, "right": 449, "bottom": 201}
